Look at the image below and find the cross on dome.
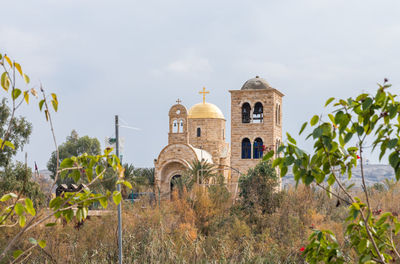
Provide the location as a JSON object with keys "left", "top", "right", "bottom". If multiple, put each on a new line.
{"left": 199, "top": 87, "right": 209, "bottom": 104}
{"left": 176, "top": 98, "right": 182, "bottom": 104}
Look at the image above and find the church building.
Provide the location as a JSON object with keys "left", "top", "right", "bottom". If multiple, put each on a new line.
{"left": 154, "top": 76, "right": 283, "bottom": 197}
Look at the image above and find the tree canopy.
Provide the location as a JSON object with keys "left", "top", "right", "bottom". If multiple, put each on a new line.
{"left": 47, "top": 130, "right": 101, "bottom": 180}
{"left": 0, "top": 98, "right": 32, "bottom": 167}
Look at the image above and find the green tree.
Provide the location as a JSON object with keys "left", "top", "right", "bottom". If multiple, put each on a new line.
{"left": 269, "top": 80, "right": 400, "bottom": 263}
{"left": 0, "top": 99, "right": 32, "bottom": 167}
{"left": 47, "top": 130, "right": 101, "bottom": 180}
{"left": 0, "top": 162, "right": 45, "bottom": 206}
{"left": 238, "top": 161, "right": 282, "bottom": 233}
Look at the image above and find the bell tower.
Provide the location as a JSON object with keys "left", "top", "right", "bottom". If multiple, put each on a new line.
{"left": 229, "top": 76, "right": 284, "bottom": 182}
{"left": 168, "top": 99, "right": 189, "bottom": 145}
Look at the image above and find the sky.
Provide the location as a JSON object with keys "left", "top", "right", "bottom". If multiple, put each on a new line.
{"left": 2, "top": 0, "right": 400, "bottom": 169}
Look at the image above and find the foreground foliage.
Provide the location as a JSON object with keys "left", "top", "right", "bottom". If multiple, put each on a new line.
{"left": 1, "top": 181, "right": 399, "bottom": 263}
{"left": 268, "top": 80, "right": 400, "bottom": 263}
{"left": 0, "top": 53, "right": 129, "bottom": 262}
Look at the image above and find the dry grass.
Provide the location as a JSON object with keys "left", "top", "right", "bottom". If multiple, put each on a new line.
{"left": 1, "top": 182, "right": 400, "bottom": 263}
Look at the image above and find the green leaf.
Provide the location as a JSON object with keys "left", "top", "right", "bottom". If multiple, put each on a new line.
{"left": 388, "top": 138, "right": 398, "bottom": 149}
{"left": 356, "top": 93, "right": 369, "bottom": 101}
{"left": 122, "top": 180, "right": 133, "bottom": 189}
{"left": 112, "top": 191, "right": 122, "bottom": 205}
{"left": 64, "top": 208, "right": 74, "bottom": 222}
{"left": 1, "top": 72, "right": 9, "bottom": 91}
{"left": 51, "top": 93, "right": 58, "bottom": 103}
{"left": 272, "top": 157, "right": 282, "bottom": 168}
{"left": 25, "top": 198, "right": 36, "bottom": 216}
{"left": 310, "top": 115, "right": 319, "bottom": 126}
{"left": 70, "top": 169, "right": 81, "bottom": 182}
{"left": 344, "top": 132, "right": 353, "bottom": 144}
{"left": 395, "top": 222, "right": 400, "bottom": 235}
{"left": 13, "top": 250, "right": 23, "bottom": 259}
{"left": 299, "top": 122, "right": 307, "bottom": 135}
{"left": 45, "top": 223, "right": 57, "bottom": 227}
{"left": 14, "top": 62, "right": 23, "bottom": 76}
{"left": 99, "top": 197, "right": 108, "bottom": 208}
{"left": 352, "top": 202, "right": 360, "bottom": 210}
{"left": 262, "top": 150, "right": 274, "bottom": 160}
{"left": 312, "top": 127, "right": 323, "bottom": 139}
{"left": 23, "top": 91, "right": 29, "bottom": 104}
{"left": 51, "top": 100, "right": 58, "bottom": 112}
{"left": 60, "top": 158, "right": 74, "bottom": 168}
{"left": 325, "top": 97, "right": 335, "bottom": 107}
{"left": 327, "top": 174, "right": 335, "bottom": 186}
{"left": 23, "top": 73, "right": 30, "bottom": 84}
{"left": 0, "top": 192, "right": 17, "bottom": 202}
{"left": 39, "top": 99, "right": 45, "bottom": 111}
{"left": 38, "top": 240, "right": 46, "bottom": 248}
{"left": 389, "top": 152, "right": 400, "bottom": 169}
{"left": 4, "top": 55, "right": 12, "bottom": 68}
{"left": 4, "top": 140, "right": 15, "bottom": 150}
{"left": 28, "top": 237, "right": 37, "bottom": 245}
{"left": 357, "top": 238, "right": 367, "bottom": 253}
{"left": 286, "top": 132, "right": 297, "bottom": 144}
{"left": 19, "top": 215, "right": 26, "bottom": 227}
{"left": 362, "top": 97, "right": 373, "bottom": 110}
{"left": 76, "top": 208, "right": 83, "bottom": 222}
{"left": 96, "top": 165, "right": 104, "bottom": 176}
{"left": 14, "top": 203, "right": 25, "bottom": 216}
{"left": 281, "top": 166, "right": 288, "bottom": 177}
{"left": 49, "top": 197, "right": 62, "bottom": 209}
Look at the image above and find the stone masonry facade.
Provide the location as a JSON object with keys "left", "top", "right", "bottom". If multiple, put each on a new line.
{"left": 155, "top": 77, "right": 283, "bottom": 197}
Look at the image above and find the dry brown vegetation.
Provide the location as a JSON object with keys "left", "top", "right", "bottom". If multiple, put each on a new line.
{"left": 1, "top": 181, "right": 399, "bottom": 263}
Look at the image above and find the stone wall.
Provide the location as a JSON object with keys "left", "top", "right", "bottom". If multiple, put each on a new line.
{"left": 188, "top": 118, "right": 228, "bottom": 164}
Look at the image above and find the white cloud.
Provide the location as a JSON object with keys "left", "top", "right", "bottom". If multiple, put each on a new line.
{"left": 166, "top": 55, "right": 212, "bottom": 75}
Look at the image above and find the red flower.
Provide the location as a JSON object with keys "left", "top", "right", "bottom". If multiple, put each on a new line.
{"left": 262, "top": 145, "right": 266, "bottom": 151}
{"left": 300, "top": 247, "right": 305, "bottom": 252}
{"left": 357, "top": 155, "right": 360, "bottom": 159}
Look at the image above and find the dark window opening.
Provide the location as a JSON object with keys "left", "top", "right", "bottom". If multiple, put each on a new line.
{"left": 253, "top": 138, "right": 264, "bottom": 159}
{"left": 172, "top": 119, "right": 178, "bottom": 133}
{"left": 253, "top": 102, "right": 263, "bottom": 123}
{"left": 241, "top": 138, "right": 251, "bottom": 159}
{"left": 242, "top": 103, "right": 251, "bottom": 123}
{"left": 278, "top": 105, "right": 281, "bottom": 125}
{"left": 197, "top": 127, "right": 201, "bottom": 137}
{"left": 170, "top": 175, "right": 182, "bottom": 199}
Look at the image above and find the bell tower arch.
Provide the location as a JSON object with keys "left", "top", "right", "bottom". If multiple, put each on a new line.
{"left": 168, "top": 100, "right": 189, "bottom": 145}
{"left": 229, "top": 76, "right": 284, "bottom": 183}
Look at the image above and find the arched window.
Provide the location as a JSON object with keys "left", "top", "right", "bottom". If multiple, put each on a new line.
{"left": 276, "top": 103, "right": 281, "bottom": 125}
{"left": 253, "top": 138, "right": 264, "bottom": 159}
{"left": 242, "top": 103, "right": 251, "bottom": 123}
{"left": 197, "top": 127, "right": 201, "bottom": 137}
{"left": 253, "top": 102, "right": 263, "bottom": 123}
{"left": 278, "top": 105, "right": 281, "bottom": 124}
{"left": 172, "top": 119, "right": 178, "bottom": 133}
{"left": 179, "top": 119, "right": 184, "bottom": 132}
{"left": 241, "top": 138, "right": 251, "bottom": 159}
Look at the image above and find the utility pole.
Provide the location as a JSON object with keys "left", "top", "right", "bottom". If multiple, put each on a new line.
{"left": 115, "top": 115, "right": 123, "bottom": 264}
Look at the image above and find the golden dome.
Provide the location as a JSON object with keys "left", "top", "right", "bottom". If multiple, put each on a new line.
{"left": 188, "top": 102, "right": 225, "bottom": 119}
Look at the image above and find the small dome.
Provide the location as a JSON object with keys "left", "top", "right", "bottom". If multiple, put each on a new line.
{"left": 188, "top": 102, "right": 225, "bottom": 119}
{"left": 241, "top": 76, "right": 271, "bottom": 90}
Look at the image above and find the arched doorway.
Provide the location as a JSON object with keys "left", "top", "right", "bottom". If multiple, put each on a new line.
{"left": 170, "top": 174, "right": 182, "bottom": 198}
